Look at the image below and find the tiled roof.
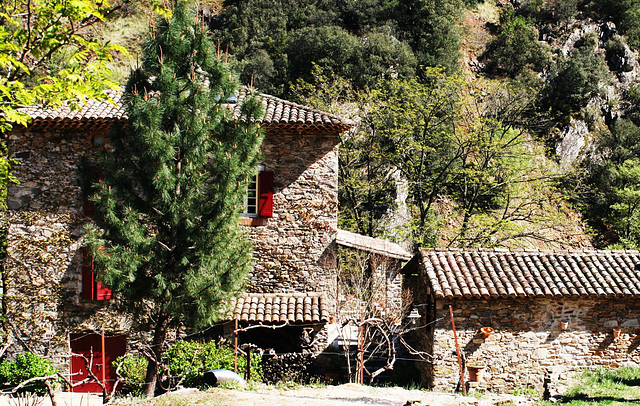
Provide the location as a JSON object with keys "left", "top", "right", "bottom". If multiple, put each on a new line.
{"left": 336, "top": 229, "right": 413, "bottom": 261}
{"left": 231, "top": 293, "right": 329, "bottom": 324}
{"left": 18, "top": 89, "right": 354, "bottom": 133}
{"left": 241, "top": 91, "right": 355, "bottom": 133}
{"left": 415, "top": 248, "right": 640, "bottom": 299}
{"left": 19, "top": 91, "right": 127, "bottom": 130}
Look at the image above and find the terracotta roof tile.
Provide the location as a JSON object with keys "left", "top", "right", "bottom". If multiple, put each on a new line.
{"left": 231, "top": 293, "right": 329, "bottom": 324}
{"left": 416, "top": 248, "right": 640, "bottom": 299}
{"left": 336, "top": 229, "right": 413, "bottom": 261}
{"left": 19, "top": 89, "right": 354, "bottom": 133}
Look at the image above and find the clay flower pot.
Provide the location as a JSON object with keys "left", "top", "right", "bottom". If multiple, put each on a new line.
{"left": 467, "top": 365, "right": 486, "bottom": 382}
{"left": 480, "top": 327, "right": 494, "bottom": 338}
{"left": 560, "top": 321, "right": 569, "bottom": 331}
{"left": 613, "top": 328, "right": 622, "bottom": 338}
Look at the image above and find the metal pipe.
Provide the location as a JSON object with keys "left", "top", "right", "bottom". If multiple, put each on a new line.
{"left": 234, "top": 317, "right": 238, "bottom": 373}
{"left": 449, "top": 305, "right": 466, "bottom": 395}
{"left": 101, "top": 329, "right": 106, "bottom": 390}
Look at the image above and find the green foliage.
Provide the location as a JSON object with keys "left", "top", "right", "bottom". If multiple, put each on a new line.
{"left": 85, "top": 0, "right": 264, "bottom": 395}
{"left": 520, "top": 0, "right": 578, "bottom": 24}
{"left": 291, "top": 64, "right": 397, "bottom": 238}
{"left": 212, "top": 0, "right": 462, "bottom": 97}
{"left": 544, "top": 33, "right": 611, "bottom": 115}
{"left": 627, "top": 84, "right": 640, "bottom": 126}
{"left": 606, "top": 159, "right": 640, "bottom": 248}
{"left": 584, "top": 0, "right": 640, "bottom": 49}
{"left": 395, "top": 0, "right": 464, "bottom": 73}
{"left": 165, "top": 340, "right": 261, "bottom": 388}
{"left": 114, "top": 355, "right": 148, "bottom": 395}
{"left": 512, "top": 387, "right": 539, "bottom": 397}
{"left": 296, "top": 65, "right": 569, "bottom": 249}
{"left": 487, "top": 7, "right": 551, "bottom": 76}
{"left": 370, "top": 68, "right": 463, "bottom": 247}
{"left": 577, "top": 117, "right": 640, "bottom": 247}
{"left": 0, "top": 353, "right": 58, "bottom": 395}
{"left": 555, "top": 367, "right": 640, "bottom": 404}
{"left": 604, "top": 35, "right": 633, "bottom": 72}
{"left": 0, "top": 0, "right": 125, "bottom": 133}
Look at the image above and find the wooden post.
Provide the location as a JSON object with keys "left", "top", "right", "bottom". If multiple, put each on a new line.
{"left": 359, "top": 310, "right": 364, "bottom": 384}
{"left": 449, "top": 305, "right": 466, "bottom": 395}
{"left": 101, "top": 329, "right": 107, "bottom": 390}
{"left": 234, "top": 317, "right": 239, "bottom": 373}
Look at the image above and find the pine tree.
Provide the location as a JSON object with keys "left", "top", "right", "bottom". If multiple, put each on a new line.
{"left": 85, "top": 1, "right": 264, "bottom": 396}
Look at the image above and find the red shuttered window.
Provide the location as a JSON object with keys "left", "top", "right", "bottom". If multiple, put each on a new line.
{"left": 243, "top": 168, "right": 273, "bottom": 219}
{"left": 258, "top": 171, "right": 274, "bottom": 218}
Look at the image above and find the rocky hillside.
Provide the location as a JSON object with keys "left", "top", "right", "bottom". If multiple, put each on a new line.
{"left": 95, "top": 0, "right": 640, "bottom": 250}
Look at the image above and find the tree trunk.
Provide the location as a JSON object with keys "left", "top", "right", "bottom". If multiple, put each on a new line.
{"left": 144, "top": 314, "right": 170, "bottom": 398}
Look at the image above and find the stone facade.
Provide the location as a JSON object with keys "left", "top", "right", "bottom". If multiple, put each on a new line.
{"left": 4, "top": 125, "right": 130, "bottom": 366}
{"left": 246, "top": 130, "right": 339, "bottom": 299}
{"left": 3, "top": 103, "right": 344, "bottom": 373}
{"left": 424, "top": 297, "right": 640, "bottom": 393}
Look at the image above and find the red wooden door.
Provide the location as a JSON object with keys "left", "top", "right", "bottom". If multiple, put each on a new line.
{"left": 70, "top": 333, "right": 126, "bottom": 393}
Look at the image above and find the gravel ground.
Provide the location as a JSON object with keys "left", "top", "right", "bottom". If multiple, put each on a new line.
{"left": 0, "top": 384, "right": 536, "bottom": 405}
{"left": 138, "top": 384, "right": 536, "bottom": 406}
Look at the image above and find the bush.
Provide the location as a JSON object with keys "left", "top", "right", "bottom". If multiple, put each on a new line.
{"left": 113, "top": 355, "right": 147, "bottom": 395}
{"left": 544, "top": 33, "right": 611, "bottom": 115}
{"left": 0, "top": 353, "right": 58, "bottom": 395}
{"left": 486, "top": 8, "right": 551, "bottom": 77}
{"left": 165, "top": 340, "right": 262, "bottom": 388}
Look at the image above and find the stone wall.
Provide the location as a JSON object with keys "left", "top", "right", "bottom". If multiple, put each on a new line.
{"left": 4, "top": 125, "right": 340, "bottom": 368}
{"left": 425, "top": 297, "right": 640, "bottom": 393}
{"left": 4, "top": 126, "right": 130, "bottom": 370}
{"left": 246, "top": 130, "right": 339, "bottom": 308}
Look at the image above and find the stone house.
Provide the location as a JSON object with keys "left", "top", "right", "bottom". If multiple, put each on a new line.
{"left": 402, "top": 248, "right": 640, "bottom": 393}
{"left": 4, "top": 90, "right": 354, "bottom": 391}
{"left": 335, "top": 229, "right": 412, "bottom": 320}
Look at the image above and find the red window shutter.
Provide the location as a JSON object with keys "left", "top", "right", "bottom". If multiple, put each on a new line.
{"left": 258, "top": 171, "right": 274, "bottom": 218}
{"left": 96, "top": 281, "right": 112, "bottom": 300}
{"left": 81, "top": 248, "right": 95, "bottom": 300}
{"left": 81, "top": 247, "right": 111, "bottom": 301}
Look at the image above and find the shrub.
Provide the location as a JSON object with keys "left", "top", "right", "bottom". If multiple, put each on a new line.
{"left": 113, "top": 355, "right": 147, "bottom": 395}
{"left": 164, "top": 340, "right": 262, "bottom": 388}
{"left": 544, "top": 33, "right": 611, "bottom": 115}
{"left": 487, "top": 8, "right": 551, "bottom": 77}
{"left": 0, "top": 353, "right": 58, "bottom": 395}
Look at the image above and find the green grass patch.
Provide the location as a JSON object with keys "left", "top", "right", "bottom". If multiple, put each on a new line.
{"left": 539, "top": 367, "right": 640, "bottom": 405}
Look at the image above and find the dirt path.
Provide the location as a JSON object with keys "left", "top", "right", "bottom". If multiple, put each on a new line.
{"left": 140, "top": 384, "right": 535, "bottom": 406}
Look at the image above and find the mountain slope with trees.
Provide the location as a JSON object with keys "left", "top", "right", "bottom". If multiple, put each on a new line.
{"left": 91, "top": 0, "right": 640, "bottom": 251}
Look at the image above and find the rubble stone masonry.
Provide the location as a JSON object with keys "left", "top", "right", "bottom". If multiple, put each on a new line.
{"left": 4, "top": 125, "right": 340, "bottom": 368}
{"left": 427, "top": 297, "right": 640, "bottom": 393}
{"left": 245, "top": 131, "right": 339, "bottom": 303}
{"left": 5, "top": 127, "right": 128, "bottom": 366}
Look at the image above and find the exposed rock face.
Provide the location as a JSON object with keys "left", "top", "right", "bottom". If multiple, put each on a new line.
{"left": 556, "top": 118, "right": 590, "bottom": 169}
{"left": 549, "top": 18, "right": 639, "bottom": 168}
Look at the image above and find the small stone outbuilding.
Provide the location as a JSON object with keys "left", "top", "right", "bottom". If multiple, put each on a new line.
{"left": 402, "top": 248, "right": 640, "bottom": 393}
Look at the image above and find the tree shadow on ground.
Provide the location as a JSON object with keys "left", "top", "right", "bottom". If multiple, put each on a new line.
{"left": 557, "top": 393, "right": 640, "bottom": 403}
